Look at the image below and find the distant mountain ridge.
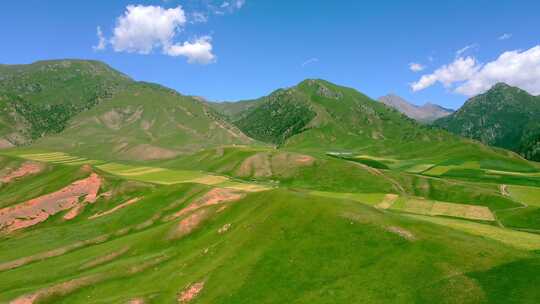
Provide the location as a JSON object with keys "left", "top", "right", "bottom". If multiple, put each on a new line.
{"left": 434, "top": 83, "right": 540, "bottom": 161}
{"left": 378, "top": 94, "right": 454, "bottom": 123}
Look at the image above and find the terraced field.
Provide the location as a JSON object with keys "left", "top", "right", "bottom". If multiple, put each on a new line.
{"left": 5, "top": 151, "right": 271, "bottom": 192}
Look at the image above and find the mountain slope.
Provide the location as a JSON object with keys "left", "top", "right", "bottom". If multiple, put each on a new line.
{"left": 379, "top": 94, "right": 453, "bottom": 123}
{"left": 434, "top": 83, "right": 540, "bottom": 161}
{"left": 0, "top": 60, "right": 253, "bottom": 160}
{"left": 34, "top": 82, "right": 253, "bottom": 160}
{"left": 0, "top": 60, "right": 131, "bottom": 146}
{"left": 220, "top": 79, "right": 532, "bottom": 170}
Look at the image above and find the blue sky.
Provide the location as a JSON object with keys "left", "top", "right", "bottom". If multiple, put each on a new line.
{"left": 1, "top": 1, "right": 540, "bottom": 109}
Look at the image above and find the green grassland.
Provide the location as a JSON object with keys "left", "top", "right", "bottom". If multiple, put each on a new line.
{"left": 2, "top": 62, "right": 540, "bottom": 303}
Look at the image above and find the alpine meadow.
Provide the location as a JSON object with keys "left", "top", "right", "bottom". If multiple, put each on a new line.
{"left": 1, "top": 1, "right": 540, "bottom": 304}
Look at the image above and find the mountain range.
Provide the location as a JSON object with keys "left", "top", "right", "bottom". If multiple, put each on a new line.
{"left": 1, "top": 60, "right": 540, "bottom": 303}
{"left": 378, "top": 94, "right": 454, "bottom": 123}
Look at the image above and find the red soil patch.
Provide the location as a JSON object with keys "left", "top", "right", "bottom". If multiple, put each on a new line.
{"left": 293, "top": 154, "right": 315, "bottom": 165}
{"left": 177, "top": 282, "right": 205, "bottom": 303}
{"left": 172, "top": 188, "right": 245, "bottom": 219}
{"left": 128, "top": 299, "right": 145, "bottom": 304}
{"left": 1, "top": 162, "right": 44, "bottom": 183}
{"left": 88, "top": 197, "right": 141, "bottom": 219}
{"left": 173, "top": 209, "right": 208, "bottom": 238}
{"left": 0, "top": 173, "right": 101, "bottom": 232}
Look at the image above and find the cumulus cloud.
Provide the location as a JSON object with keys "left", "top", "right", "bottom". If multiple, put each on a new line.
{"left": 104, "top": 5, "right": 215, "bottom": 64}
{"left": 92, "top": 26, "right": 106, "bottom": 51}
{"left": 111, "top": 5, "right": 186, "bottom": 54}
{"left": 302, "top": 57, "right": 319, "bottom": 67}
{"left": 409, "top": 62, "right": 425, "bottom": 72}
{"left": 165, "top": 36, "right": 216, "bottom": 64}
{"left": 456, "top": 46, "right": 540, "bottom": 95}
{"left": 411, "top": 57, "right": 479, "bottom": 92}
{"left": 411, "top": 45, "right": 540, "bottom": 96}
{"left": 498, "top": 33, "right": 512, "bottom": 40}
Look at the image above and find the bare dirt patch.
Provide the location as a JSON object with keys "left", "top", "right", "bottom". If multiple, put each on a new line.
{"left": 499, "top": 184, "right": 510, "bottom": 196}
{"left": 88, "top": 197, "right": 141, "bottom": 219}
{"left": 0, "top": 138, "right": 15, "bottom": 149}
{"left": 375, "top": 194, "right": 399, "bottom": 209}
{"left": 177, "top": 282, "right": 205, "bottom": 303}
{"left": 236, "top": 152, "right": 315, "bottom": 178}
{"left": 1, "top": 162, "right": 45, "bottom": 183}
{"left": 124, "top": 144, "right": 180, "bottom": 160}
{"left": 0, "top": 173, "right": 102, "bottom": 231}
{"left": 386, "top": 226, "right": 416, "bottom": 241}
{"left": 218, "top": 223, "right": 231, "bottom": 234}
{"left": 172, "top": 209, "right": 209, "bottom": 239}
{"left": 172, "top": 188, "right": 245, "bottom": 219}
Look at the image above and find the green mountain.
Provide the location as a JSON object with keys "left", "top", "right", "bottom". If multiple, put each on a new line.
{"left": 434, "top": 83, "right": 540, "bottom": 161}
{"left": 217, "top": 79, "right": 531, "bottom": 168}
{"left": 0, "top": 60, "right": 253, "bottom": 160}
{"left": 0, "top": 60, "right": 131, "bottom": 147}
{"left": 2, "top": 62, "right": 540, "bottom": 303}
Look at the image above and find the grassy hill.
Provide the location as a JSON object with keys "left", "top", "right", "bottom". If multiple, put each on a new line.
{"left": 216, "top": 79, "right": 535, "bottom": 171}
{"left": 0, "top": 60, "right": 253, "bottom": 160}
{"left": 434, "top": 83, "right": 540, "bottom": 161}
{"left": 0, "top": 60, "right": 131, "bottom": 146}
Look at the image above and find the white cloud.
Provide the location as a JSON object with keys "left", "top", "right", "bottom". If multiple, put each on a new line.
{"left": 411, "top": 45, "right": 540, "bottom": 96}
{"left": 165, "top": 36, "right": 216, "bottom": 64}
{"left": 111, "top": 5, "right": 186, "bottom": 54}
{"left": 92, "top": 26, "right": 106, "bottom": 51}
{"left": 212, "top": 0, "right": 245, "bottom": 14}
{"left": 104, "top": 5, "right": 215, "bottom": 64}
{"left": 498, "top": 33, "right": 512, "bottom": 40}
{"left": 411, "top": 57, "right": 479, "bottom": 92}
{"left": 409, "top": 62, "right": 425, "bottom": 72}
{"left": 456, "top": 46, "right": 540, "bottom": 95}
{"left": 301, "top": 57, "right": 319, "bottom": 67}
{"left": 191, "top": 12, "right": 208, "bottom": 23}
{"left": 456, "top": 43, "right": 478, "bottom": 57}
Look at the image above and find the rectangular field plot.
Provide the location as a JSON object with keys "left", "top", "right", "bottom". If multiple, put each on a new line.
{"left": 391, "top": 198, "right": 495, "bottom": 221}
{"left": 405, "top": 164, "right": 435, "bottom": 174}
{"left": 97, "top": 162, "right": 271, "bottom": 192}
{"left": 16, "top": 152, "right": 101, "bottom": 166}
{"left": 309, "top": 191, "right": 388, "bottom": 206}
{"left": 507, "top": 185, "right": 540, "bottom": 207}
{"left": 423, "top": 166, "right": 451, "bottom": 176}
{"left": 406, "top": 214, "right": 540, "bottom": 251}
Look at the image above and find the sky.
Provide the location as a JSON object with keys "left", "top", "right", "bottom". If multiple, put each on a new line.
{"left": 1, "top": 0, "right": 540, "bottom": 109}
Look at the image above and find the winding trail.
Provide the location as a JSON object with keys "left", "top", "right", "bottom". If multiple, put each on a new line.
{"left": 494, "top": 184, "right": 530, "bottom": 228}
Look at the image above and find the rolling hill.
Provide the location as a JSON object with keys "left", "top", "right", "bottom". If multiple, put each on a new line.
{"left": 378, "top": 94, "right": 454, "bottom": 123}
{"left": 434, "top": 83, "right": 540, "bottom": 161}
